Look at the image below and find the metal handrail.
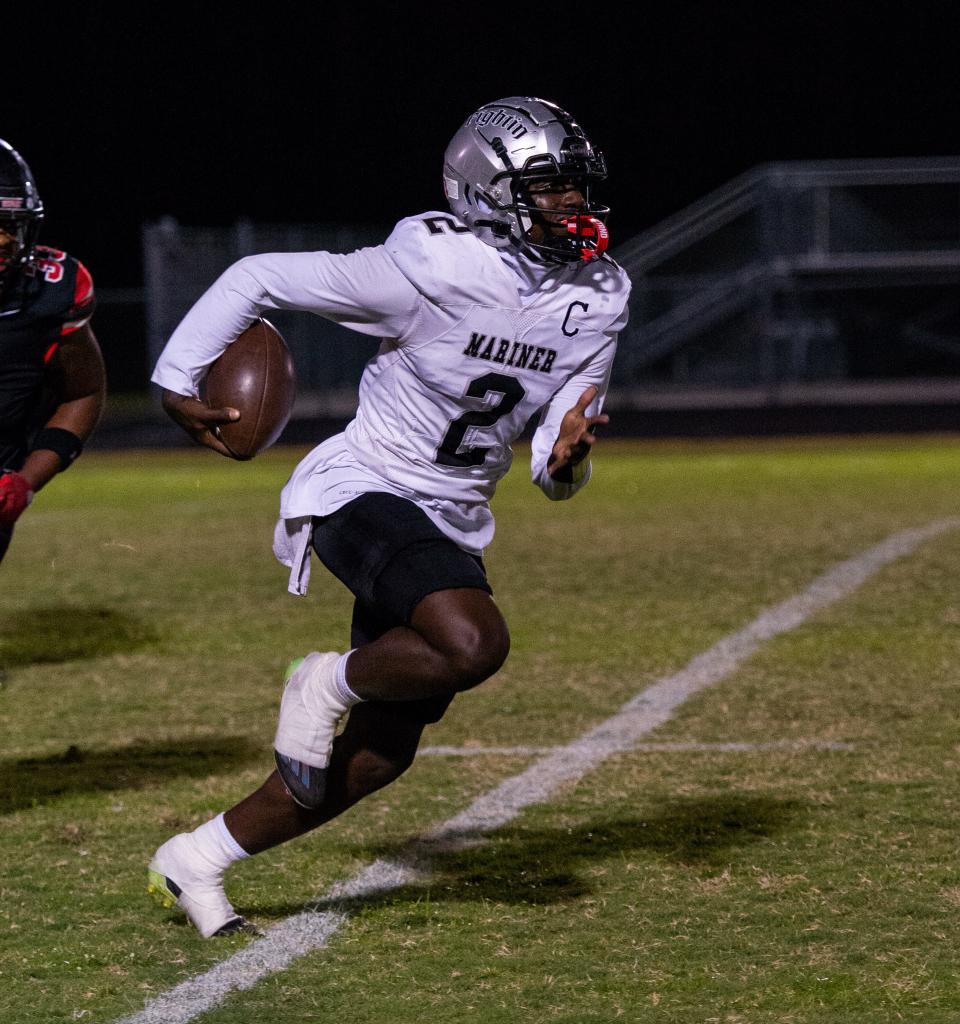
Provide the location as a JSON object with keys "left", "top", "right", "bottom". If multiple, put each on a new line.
{"left": 615, "top": 167, "right": 766, "bottom": 271}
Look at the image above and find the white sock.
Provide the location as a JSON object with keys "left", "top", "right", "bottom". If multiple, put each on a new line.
{"left": 190, "top": 813, "right": 250, "bottom": 871}
{"left": 334, "top": 650, "right": 364, "bottom": 705}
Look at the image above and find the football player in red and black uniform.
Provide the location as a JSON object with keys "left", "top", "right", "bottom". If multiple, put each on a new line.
{"left": 0, "top": 139, "right": 106, "bottom": 563}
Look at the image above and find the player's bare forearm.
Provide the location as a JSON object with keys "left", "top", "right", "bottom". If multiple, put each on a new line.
{"left": 161, "top": 388, "right": 240, "bottom": 458}
{"left": 547, "top": 384, "right": 609, "bottom": 482}
{"left": 17, "top": 450, "right": 60, "bottom": 493}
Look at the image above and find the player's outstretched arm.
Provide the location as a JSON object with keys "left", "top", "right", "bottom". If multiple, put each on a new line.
{"left": 161, "top": 390, "right": 241, "bottom": 458}
{"left": 20, "top": 324, "right": 107, "bottom": 493}
{"left": 546, "top": 385, "right": 610, "bottom": 483}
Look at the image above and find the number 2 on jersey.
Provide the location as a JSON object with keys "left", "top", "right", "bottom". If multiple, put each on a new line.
{"left": 436, "top": 372, "right": 525, "bottom": 467}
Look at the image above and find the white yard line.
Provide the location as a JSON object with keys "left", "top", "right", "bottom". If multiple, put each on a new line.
{"left": 116, "top": 518, "right": 959, "bottom": 1024}
{"left": 418, "top": 739, "right": 854, "bottom": 757}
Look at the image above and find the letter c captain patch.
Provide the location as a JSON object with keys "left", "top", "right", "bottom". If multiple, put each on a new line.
{"left": 562, "top": 301, "right": 589, "bottom": 337}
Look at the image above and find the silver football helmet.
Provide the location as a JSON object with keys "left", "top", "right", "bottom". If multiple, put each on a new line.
{"left": 443, "top": 96, "right": 609, "bottom": 264}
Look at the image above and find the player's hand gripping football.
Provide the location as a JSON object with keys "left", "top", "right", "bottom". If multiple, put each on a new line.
{"left": 547, "top": 385, "right": 609, "bottom": 481}
{"left": 0, "top": 470, "right": 33, "bottom": 526}
{"left": 161, "top": 390, "right": 240, "bottom": 458}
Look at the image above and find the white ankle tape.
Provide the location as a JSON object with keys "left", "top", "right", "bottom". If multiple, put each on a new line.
{"left": 335, "top": 650, "right": 363, "bottom": 705}
{"left": 213, "top": 812, "right": 250, "bottom": 861}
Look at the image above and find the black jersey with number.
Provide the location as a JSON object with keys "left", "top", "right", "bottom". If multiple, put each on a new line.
{"left": 0, "top": 246, "right": 95, "bottom": 468}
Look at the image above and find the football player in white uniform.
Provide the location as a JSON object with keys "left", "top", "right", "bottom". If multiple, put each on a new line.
{"left": 147, "top": 97, "right": 631, "bottom": 936}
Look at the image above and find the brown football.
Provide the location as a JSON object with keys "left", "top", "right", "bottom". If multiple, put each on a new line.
{"left": 203, "top": 317, "right": 297, "bottom": 460}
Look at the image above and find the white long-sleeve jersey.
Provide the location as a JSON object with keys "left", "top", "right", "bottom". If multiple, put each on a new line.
{"left": 152, "top": 211, "right": 631, "bottom": 592}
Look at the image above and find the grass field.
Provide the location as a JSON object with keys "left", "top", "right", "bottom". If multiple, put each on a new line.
{"left": 3, "top": 435, "right": 960, "bottom": 1023}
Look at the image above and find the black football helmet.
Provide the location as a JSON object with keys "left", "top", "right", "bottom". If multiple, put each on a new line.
{"left": 0, "top": 139, "right": 44, "bottom": 314}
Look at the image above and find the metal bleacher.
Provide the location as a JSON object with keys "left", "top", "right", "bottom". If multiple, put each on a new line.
{"left": 610, "top": 157, "right": 960, "bottom": 432}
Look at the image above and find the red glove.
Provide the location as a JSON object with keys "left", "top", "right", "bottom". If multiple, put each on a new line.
{"left": 0, "top": 471, "right": 33, "bottom": 526}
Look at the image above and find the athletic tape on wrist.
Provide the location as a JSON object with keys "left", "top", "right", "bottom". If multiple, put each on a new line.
{"left": 29, "top": 428, "right": 84, "bottom": 472}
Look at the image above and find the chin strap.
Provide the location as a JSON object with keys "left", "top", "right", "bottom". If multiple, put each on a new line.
{"left": 473, "top": 218, "right": 512, "bottom": 239}
{"left": 562, "top": 214, "right": 609, "bottom": 261}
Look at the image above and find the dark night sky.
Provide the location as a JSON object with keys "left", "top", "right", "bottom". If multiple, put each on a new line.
{"left": 5, "top": 3, "right": 960, "bottom": 287}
